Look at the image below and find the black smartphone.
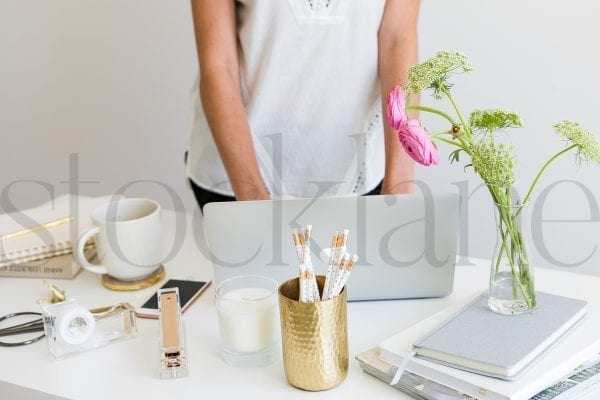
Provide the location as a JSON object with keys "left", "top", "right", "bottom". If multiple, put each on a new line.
{"left": 136, "top": 278, "right": 211, "bottom": 319}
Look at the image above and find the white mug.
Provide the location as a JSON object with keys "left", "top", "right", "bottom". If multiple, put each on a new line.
{"left": 74, "top": 198, "right": 164, "bottom": 281}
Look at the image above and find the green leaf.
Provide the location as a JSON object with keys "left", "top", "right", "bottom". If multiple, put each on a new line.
{"left": 448, "top": 149, "right": 461, "bottom": 164}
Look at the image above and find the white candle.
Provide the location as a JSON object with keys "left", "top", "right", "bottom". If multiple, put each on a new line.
{"left": 217, "top": 287, "right": 278, "bottom": 353}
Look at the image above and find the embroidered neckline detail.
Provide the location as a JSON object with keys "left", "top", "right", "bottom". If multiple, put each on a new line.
{"left": 288, "top": 0, "right": 346, "bottom": 25}
{"left": 307, "top": 0, "right": 331, "bottom": 12}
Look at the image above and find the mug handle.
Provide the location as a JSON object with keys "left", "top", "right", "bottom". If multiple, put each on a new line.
{"left": 73, "top": 226, "right": 108, "bottom": 275}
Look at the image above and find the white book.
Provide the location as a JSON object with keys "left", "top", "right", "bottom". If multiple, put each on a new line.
{"left": 379, "top": 292, "right": 600, "bottom": 400}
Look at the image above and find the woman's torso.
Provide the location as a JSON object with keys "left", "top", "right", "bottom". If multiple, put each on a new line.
{"left": 187, "top": 0, "right": 388, "bottom": 198}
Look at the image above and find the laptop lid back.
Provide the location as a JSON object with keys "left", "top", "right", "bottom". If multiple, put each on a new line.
{"left": 203, "top": 193, "right": 459, "bottom": 301}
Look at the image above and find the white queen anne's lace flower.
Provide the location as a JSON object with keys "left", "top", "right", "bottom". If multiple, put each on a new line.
{"left": 553, "top": 120, "right": 600, "bottom": 164}
{"left": 404, "top": 50, "right": 472, "bottom": 98}
{"left": 469, "top": 109, "right": 523, "bottom": 133}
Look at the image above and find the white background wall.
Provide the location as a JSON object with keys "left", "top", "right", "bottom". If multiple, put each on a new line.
{"left": 1, "top": 1, "right": 599, "bottom": 274}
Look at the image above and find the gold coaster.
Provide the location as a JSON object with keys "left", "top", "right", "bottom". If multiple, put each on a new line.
{"left": 102, "top": 265, "right": 165, "bottom": 291}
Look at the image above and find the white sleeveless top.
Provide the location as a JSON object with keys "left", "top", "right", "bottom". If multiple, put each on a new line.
{"left": 186, "top": 0, "right": 387, "bottom": 198}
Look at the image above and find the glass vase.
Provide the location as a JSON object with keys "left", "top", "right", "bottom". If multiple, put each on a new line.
{"left": 488, "top": 202, "right": 536, "bottom": 315}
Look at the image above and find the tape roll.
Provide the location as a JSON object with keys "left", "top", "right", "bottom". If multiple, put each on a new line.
{"left": 58, "top": 306, "right": 96, "bottom": 345}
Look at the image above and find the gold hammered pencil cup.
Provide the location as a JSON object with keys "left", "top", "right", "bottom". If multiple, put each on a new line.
{"left": 278, "top": 275, "right": 348, "bottom": 391}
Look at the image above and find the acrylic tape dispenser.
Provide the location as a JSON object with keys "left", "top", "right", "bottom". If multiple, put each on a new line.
{"left": 42, "top": 299, "right": 137, "bottom": 359}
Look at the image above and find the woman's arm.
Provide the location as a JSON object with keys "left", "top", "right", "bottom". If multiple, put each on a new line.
{"left": 190, "top": 0, "right": 270, "bottom": 200}
{"left": 378, "top": 0, "right": 420, "bottom": 194}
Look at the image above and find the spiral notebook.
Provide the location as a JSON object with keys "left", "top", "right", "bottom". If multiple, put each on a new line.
{"left": 0, "top": 195, "right": 111, "bottom": 276}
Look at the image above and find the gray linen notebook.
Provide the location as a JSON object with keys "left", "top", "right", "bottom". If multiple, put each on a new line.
{"left": 414, "top": 292, "right": 587, "bottom": 381}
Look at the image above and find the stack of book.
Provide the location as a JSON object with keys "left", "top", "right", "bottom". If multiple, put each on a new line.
{"left": 357, "top": 291, "right": 600, "bottom": 400}
{"left": 357, "top": 348, "right": 600, "bottom": 400}
{"left": 0, "top": 195, "right": 110, "bottom": 279}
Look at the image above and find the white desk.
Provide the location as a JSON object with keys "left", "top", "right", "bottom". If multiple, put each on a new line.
{"left": 1, "top": 211, "right": 598, "bottom": 400}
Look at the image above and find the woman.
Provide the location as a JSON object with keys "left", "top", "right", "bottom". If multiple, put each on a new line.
{"left": 187, "top": 0, "right": 419, "bottom": 209}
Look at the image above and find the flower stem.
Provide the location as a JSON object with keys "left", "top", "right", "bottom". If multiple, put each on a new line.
{"left": 515, "top": 144, "right": 578, "bottom": 218}
{"left": 435, "top": 137, "right": 469, "bottom": 152}
{"left": 429, "top": 129, "right": 452, "bottom": 137}
{"left": 406, "top": 105, "right": 458, "bottom": 126}
{"left": 442, "top": 88, "right": 472, "bottom": 138}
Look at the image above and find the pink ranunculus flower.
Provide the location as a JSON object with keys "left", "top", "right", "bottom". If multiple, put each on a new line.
{"left": 386, "top": 85, "right": 408, "bottom": 131}
{"left": 398, "top": 119, "right": 439, "bottom": 166}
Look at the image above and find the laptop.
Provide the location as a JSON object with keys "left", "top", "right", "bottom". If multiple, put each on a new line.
{"left": 203, "top": 193, "right": 459, "bottom": 301}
